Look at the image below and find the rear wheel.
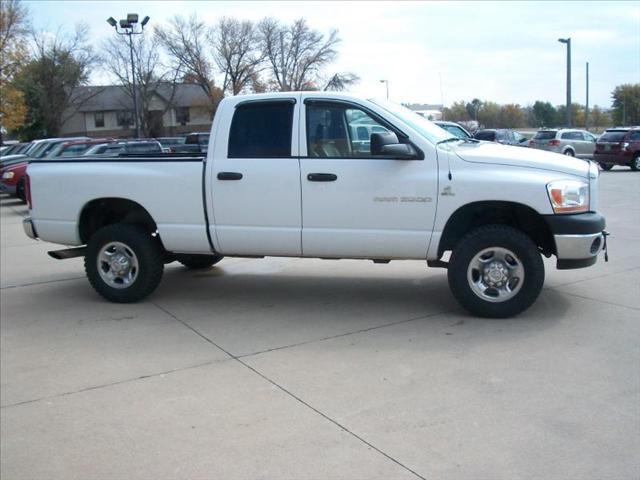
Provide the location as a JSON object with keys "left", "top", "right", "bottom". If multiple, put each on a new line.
{"left": 563, "top": 149, "right": 575, "bottom": 156}
{"left": 599, "top": 163, "right": 613, "bottom": 171}
{"left": 85, "top": 224, "right": 164, "bottom": 303}
{"left": 447, "top": 225, "right": 545, "bottom": 318}
{"left": 631, "top": 154, "right": 640, "bottom": 171}
{"left": 16, "top": 178, "right": 26, "bottom": 202}
{"left": 176, "top": 254, "right": 223, "bottom": 269}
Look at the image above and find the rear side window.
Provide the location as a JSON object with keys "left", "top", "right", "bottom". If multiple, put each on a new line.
{"left": 127, "top": 142, "right": 162, "bottom": 153}
{"left": 228, "top": 101, "right": 294, "bottom": 158}
{"left": 475, "top": 131, "right": 495, "bottom": 141}
{"left": 629, "top": 131, "right": 640, "bottom": 141}
{"left": 534, "top": 131, "right": 557, "bottom": 140}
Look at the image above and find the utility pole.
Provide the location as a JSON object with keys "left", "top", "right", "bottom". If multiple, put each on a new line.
{"left": 558, "top": 37, "right": 572, "bottom": 127}
{"left": 585, "top": 62, "right": 589, "bottom": 130}
{"left": 379, "top": 79, "right": 389, "bottom": 99}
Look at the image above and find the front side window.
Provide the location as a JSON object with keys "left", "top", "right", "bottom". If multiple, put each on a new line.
{"left": 228, "top": 101, "right": 294, "bottom": 158}
{"left": 306, "top": 102, "right": 392, "bottom": 157}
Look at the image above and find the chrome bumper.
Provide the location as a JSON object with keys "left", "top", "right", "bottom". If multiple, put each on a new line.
{"left": 554, "top": 232, "right": 605, "bottom": 269}
{"left": 23, "top": 217, "right": 38, "bottom": 240}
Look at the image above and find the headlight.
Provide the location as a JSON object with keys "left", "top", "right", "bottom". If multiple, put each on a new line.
{"left": 2, "top": 171, "right": 15, "bottom": 180}
{"left": 547, "top": 180, "right": 589, "bottom": 214}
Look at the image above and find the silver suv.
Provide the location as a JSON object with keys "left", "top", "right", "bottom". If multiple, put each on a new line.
{"left": 529, "top": 129, "right": 597, "bottom": 159}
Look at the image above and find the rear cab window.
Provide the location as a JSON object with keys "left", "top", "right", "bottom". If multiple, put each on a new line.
{"left": 228, "top": 101, "right": 294, "bottom": 158}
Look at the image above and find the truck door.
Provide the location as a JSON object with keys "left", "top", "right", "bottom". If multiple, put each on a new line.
{"left": 210, "top": 97, "right": 302, "bottom": 256}
{"left": 299, "top": 98, "right": 438, "bottom": 259}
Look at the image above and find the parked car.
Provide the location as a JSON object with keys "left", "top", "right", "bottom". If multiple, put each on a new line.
{"left": 1, "top": 142, "right": 30, "bottom": 156}
{"left": 593, "top": 127, "right": 640, "bottom": 171}
{"left": 46, "top": 138, "right": 115, "bottom": 158}
{"left": 170, "top": 132, "right": 210, "bottom": 153}
{"left": 23, "top": 92, "right": 606, "bottom": 318}
{"left": 0, "top": 160, "right": 28, "bottom": 201}
{"left": 155, "top": 136, "right": 186, "bottom": 153}
{"left": 528, "top": 129, "right": 597, "bottom": 159}
{"left": 474, "top": 129, "right": 529, "bottom": 146}
{"left": 83, "top": 140, "right": 163, "bottom": 156}
{"left": 434, "top": 121, "right": 472, "bottom": 140}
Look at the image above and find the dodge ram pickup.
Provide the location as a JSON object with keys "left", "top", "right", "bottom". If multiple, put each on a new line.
{"left": 23, "top": 92, "right": 607, "bottom": 317}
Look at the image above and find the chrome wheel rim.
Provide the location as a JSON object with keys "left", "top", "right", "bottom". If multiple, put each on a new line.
{"left": 467, "top": 247, "right": 525, "bottom": 303}
{"left": 634, "top": 157, "right": 640, "bottom": 169}
{"left": 97, "top": 241, "right": 139, "bottom": 289}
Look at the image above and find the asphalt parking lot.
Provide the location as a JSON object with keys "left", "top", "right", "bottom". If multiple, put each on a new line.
{"left": 1, "top": 168, "right": 639, "bottom": 480}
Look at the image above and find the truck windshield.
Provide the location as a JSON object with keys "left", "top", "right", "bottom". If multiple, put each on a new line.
{"left": 369, "top": 98, "right": 455, "bottom": 145}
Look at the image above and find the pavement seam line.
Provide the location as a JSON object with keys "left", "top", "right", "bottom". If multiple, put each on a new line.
{"left": 553, "top": 290, "right": 640, "bottom": 311}
{"left": 544, "top": 265, "right": 640, "bottom": 290}
{"left": 0, "top": 358, "right": 223, "bottom": 409}
{"left": 0, "top": 276, "right": 86, "bottom": 290}
{"left": 237, "top": 308, "right": 458, "bottom": 360}
{"left": 154, "top": 302, "right": 428, "bottom": 480}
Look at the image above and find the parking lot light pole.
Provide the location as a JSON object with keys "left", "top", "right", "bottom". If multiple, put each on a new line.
{"left": 558, "top": 37, "right": 571, "bottom": 127}
{"left": 107, "top": 14, "right": 150, "bottom": 138}
{"left": 380, "top": 79, "right": 389, "bottom": 99}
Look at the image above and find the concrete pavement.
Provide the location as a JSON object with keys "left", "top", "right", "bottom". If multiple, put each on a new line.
{"left": 1, "top": 168, "right": 639, "bottom": 479}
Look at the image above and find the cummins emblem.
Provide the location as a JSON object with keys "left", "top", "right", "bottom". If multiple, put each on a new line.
{"left": 440, "top": 186, "right": 455, "bottom": 196}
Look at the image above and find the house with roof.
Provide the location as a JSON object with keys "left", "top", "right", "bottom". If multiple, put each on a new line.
{"left": 59, "top": 83, "right": 215, "bottom": 138}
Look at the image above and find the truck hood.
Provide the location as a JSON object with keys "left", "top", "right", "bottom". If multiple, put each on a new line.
{"left": 453, "top": 142, "right": 590, "bottom": 178}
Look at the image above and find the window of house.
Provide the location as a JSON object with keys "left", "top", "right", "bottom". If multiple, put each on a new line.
{"left": 116, "top": 110, "right": 133, "bottom": 127}
{"left": 228, "top": 101, "right": 294, "bottom": 158}
{"left": 176, "top": 107, "right": 190, "bottom": 125}
{"left": 94, "top": 111, "right": 105, "bottom": 128}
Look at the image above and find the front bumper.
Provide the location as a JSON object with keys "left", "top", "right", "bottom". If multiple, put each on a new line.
{"left": 544, "top": 213, "right": 607, "bottom": 269}
{"left": 0, "top": 182, "right": 16, "bottom": 195}
{"left": 23, "top": 217, "right": 38, "bottom": 240}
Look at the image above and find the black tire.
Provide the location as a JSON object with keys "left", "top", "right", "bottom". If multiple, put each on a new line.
{"left": 447, "top": 225, "right": 545, "bottom": 318}
{"left": 176, "top": 254, "right": 223, "bottom": 269}
{"left": 85, "top": 224, "right": 164, "bottom": 303}
{"left": 563, "top": 149, "right": 575, "bottom": 156}
{"left": 16, "top": 178, "right": 26, "bottom": 202}
{"left": 599, "top": 162, "right": 613, "bottom": 171}
{"left": 631, "top": 154, "right": 640, "bottom": 171}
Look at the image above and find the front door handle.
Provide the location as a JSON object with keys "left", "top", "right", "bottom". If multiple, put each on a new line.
{"left": 307, "top": 173, "right": 337, "bottom": 182}
{"left": 217, "top": 172, "right": 243, "bottom": 180}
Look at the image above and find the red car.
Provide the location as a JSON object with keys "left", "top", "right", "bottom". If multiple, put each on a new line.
{"left": 0, "top": 160, "right": 28, "bottom": 201}
{"left": 594, "top": 127, "right": 640, "bottom": 171}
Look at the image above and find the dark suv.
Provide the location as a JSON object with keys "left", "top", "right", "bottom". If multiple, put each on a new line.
{"left": 594, "top": 127, "right": 640, "bottom": 171}
{"left": 474, "top": 129, "right": 528, "bottom": 147}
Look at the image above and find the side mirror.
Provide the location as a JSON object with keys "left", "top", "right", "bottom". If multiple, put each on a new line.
{"left": 370, "top": 132, "right": 399, "bottom": 154}
{"left": 379, "top": 143, "right": 417, "bottom": 159}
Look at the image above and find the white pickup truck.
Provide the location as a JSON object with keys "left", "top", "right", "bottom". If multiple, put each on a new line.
{"left": 23, "top": 92, "right": 607, "bottom": 317}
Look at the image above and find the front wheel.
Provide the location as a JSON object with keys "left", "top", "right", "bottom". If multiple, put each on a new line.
{"left": 85, "top": 224, "right": 164, "bottom": 303}
{"left": 447, "top": 225, "right": 544, "bottom": 318}
{"left": 631, "top": 154, "right": 640, "bottom": 171}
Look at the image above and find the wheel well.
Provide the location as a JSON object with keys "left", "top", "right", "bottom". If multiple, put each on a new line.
{"left": 438, "top": 201, "right": 555, "bottom": 257}
{"left": 79, "top": 198, "right": 159, "bottom": 245}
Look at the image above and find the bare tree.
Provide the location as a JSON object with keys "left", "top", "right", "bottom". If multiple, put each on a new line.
{"left": 154, "top": 15, "right": 222, "bottom": 106}
{"left": 323, "top": 72, "right": 360, "bottom": 91}
{"left": 102, "top": 33, "right": 179, "bottom": 137}
{"left": 213, "top": 17, "right": 264, "bottom": 95}
{"left": 14, "top": 24, "right": 100, "bottom": 139}
{"left": 259, "top": 18, "right": 341, "bottom": 91}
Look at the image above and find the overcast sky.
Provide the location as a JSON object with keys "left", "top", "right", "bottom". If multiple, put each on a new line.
{"left": 26, "top": 1, "right": 640, "bottom": 108}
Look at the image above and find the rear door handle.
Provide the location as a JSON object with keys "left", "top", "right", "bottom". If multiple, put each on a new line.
{"left": 217, "top": 172, "right": 243, "bottom": 180}
{"left": 307, "top": 173, "right": 337, "bottom": 182}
